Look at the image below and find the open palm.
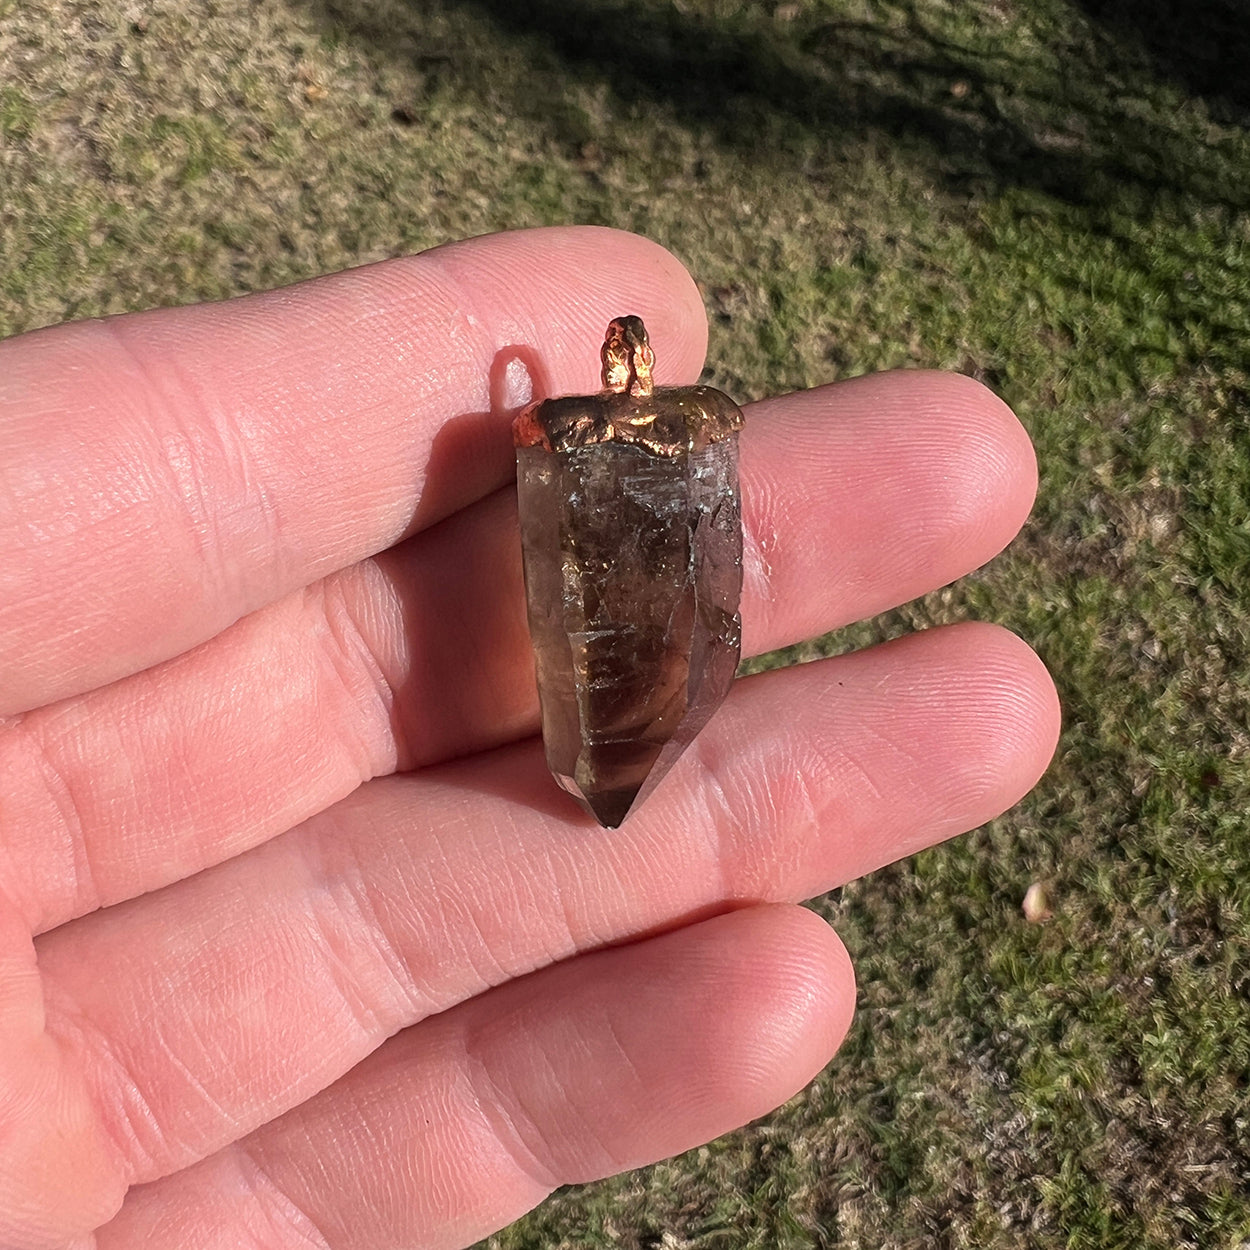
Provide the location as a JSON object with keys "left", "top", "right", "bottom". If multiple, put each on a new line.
{"left": 0, "top": 227, "right": 1058, "bottom": 1250}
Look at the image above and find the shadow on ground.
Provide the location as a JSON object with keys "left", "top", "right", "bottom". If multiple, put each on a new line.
{"left": 1074, "top": 0, "right": 1250, "bottom": 125}
{"left": 301, "top": 0, "right": 1249, "bottom": 213}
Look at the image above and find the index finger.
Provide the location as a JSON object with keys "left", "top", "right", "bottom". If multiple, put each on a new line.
{"left": 0, "top": 227, "right": 707, "bottom": 715}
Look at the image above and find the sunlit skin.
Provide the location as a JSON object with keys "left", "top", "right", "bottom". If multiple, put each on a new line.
{"left": 0, "top": 227, "right": 1059, "bottom": 1250}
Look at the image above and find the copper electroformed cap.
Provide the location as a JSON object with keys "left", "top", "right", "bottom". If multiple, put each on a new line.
{"left": 513, "top": 315, "right": 743, "bottom": 456}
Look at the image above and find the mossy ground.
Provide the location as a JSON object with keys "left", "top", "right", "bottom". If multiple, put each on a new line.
{"left": 3, "top": 1, "right": 1248, "bottom": 1245}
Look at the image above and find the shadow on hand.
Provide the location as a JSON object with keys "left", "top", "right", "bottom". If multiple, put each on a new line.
{"left": 362, "top": 342, "right": 560, "bottom": 803}
{"left": 409, "top": 343, "right": 550, "bottom": 531}
{"left": 423, "top": 735, "right": 594, "bottom": 826}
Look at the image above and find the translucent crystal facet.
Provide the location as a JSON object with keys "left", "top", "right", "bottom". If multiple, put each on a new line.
{"left": 516, "top": 436, "right": 742, "bottom": 827}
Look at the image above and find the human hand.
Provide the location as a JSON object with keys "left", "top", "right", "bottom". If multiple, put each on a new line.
{"left": 0, "top": 227, "right": 1059, "bottom": 1249}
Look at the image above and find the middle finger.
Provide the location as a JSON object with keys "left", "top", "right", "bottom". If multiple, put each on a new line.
{"left": 7, "top": 370, "right": 1033, "bottom": 934}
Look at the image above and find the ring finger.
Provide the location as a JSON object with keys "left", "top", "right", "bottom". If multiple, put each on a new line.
{"left": 99, "top": 902, "right": 856, "bottom": 1250}
{"left": 37, "top": 622, "right": 1059, "bottom": 1199}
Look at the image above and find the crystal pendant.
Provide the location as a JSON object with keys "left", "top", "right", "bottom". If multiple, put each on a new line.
{"left": 514, "top": 316, "right": 745, "bottom": 827}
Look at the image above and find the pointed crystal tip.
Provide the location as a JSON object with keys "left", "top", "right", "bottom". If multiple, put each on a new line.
{"left": 555, "top": 774, "right": 640, "bottom": 829}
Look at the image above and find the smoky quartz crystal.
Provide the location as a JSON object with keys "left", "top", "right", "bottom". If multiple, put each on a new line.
{"left": 514, "top": 316, "right": 745, "bottom": 827}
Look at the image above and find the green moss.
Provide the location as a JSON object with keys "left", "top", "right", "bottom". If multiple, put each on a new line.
{"left": 0, "top": 85, "right": 36, "bottom": 139}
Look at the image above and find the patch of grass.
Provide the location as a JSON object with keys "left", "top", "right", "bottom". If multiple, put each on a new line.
{"left": 0, "top": 84, "right": 36, "bottom": 140}
{"left": 3, "top": 0, "right": 1249, "bottom": 1245}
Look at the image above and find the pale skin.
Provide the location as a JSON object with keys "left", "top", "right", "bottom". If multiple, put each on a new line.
{"left": 0, "top": 226, "right": 1060, "bottom": 1250}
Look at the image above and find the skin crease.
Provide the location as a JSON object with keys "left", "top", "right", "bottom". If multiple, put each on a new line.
{"left": 0, "top": 228, "right": 1060, "bottom": 1250}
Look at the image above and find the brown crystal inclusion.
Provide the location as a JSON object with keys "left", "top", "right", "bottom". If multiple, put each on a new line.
{"left": 514, "top": 316, "right": 745, "bottom": 827}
